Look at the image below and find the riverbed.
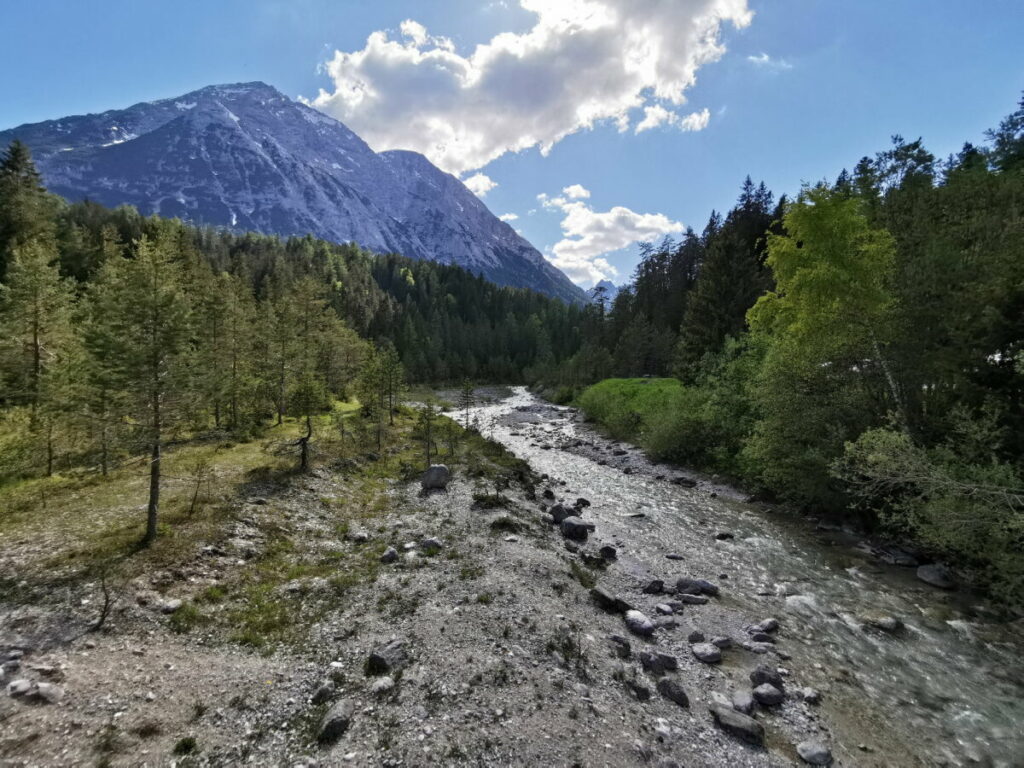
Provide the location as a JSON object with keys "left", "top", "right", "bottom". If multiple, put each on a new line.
{"left": 468, "top": 387, "right": 1024, "bottom": 767}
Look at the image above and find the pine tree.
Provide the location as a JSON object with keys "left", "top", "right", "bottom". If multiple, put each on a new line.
{"left": 0, "top": 141, "right": 58, "bottom": 281}
{"left": 457, "top": 379, "right": 475, "bottom": 429}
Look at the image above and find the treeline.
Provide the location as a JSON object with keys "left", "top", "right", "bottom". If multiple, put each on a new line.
{"left": 568, "top": 95, "right": 1024, "bottom": 606}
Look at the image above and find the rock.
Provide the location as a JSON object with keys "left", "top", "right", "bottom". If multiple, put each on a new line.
{"left": 575, "top": 498, "right": 591, "bottom": 508}
{"left": 311, "top": 680, "right": 335, "bottom": 704}
{"left": 560, "top": 516, "right": 595, "bottom": 540}
{"left": 549, "top": 503, "right": 574, "bottom": 523}
{"left": 590, "top": 587, "right": 634, "bottom": 614}
{"left": 370, "top": 677, "right": 395, "bottom": 695}
{"left": 709, "top": 703, "right": 764, "bottom": 746}
{"left": 379, "top": 547, "right": 398, "bottom": 564}
{"left": 608, "top": 635, "right": 632, "bottom": 659}
{"left": 642, "top": 579, "right": 665, "bottom": 594}
{"left": 639, "top": 651, "right": 678, "bottom": 674}
{"left": 655, "top": 603, "right": 674, "bottom": 615}
{"left": 675, "top": 578, "right": 719, "bottom": 596}
{"left": 652, "top": 616, "right": 679, "bottom": 630}
{"left": 624, "top": 677, "right": 652, "bottom": 701}
{"left": 318, "top": 699, "right": 356, "bottom": 743}
{"left": 749, "top": 632, "right": 775, "bottom": 643}
{"left": 802, "top": 687, "right": 822, "bottom": 705}
{"left": 624, "top": 610, "right": 656, "bottom": 637}
{"left": 751, "top": 618, "right": 779, "bottom": 633}
{"left": 711, "top": 636, "right": 732, "bottom": 649}
{"left": 599, "top": 545, "right": 618, "bottom": 560}
{"left": 366, "top": 640, "right": 408, "bottom": 676}
{"left": 160, "top": 599, "right": 183, "bottom": 614}
{"left": 731, "top": 690, "right": 755, "bottom": 715}
{"left": 7, "top": 678, "right": 32, "bottom": 697}
{"left": 348, "top": 530, "right": 370, "bottom": 543}
{"left": 741, "top": 641, "right": 773, "bottom": 654}
{"left": 687, "top": 630, "right": 705, "bottom": 644}
{"left": 715, "top": 532, "right": 735, "bottom": 540}
{"left": 917, "top": 563, "right": 956, "bottom": 590}
{"left": 675, "top": 594, "right": 708, "bottom": 605}
{"left": 749, "top": 664, "right": 785, "bottom": 691}
{"left": 656, "top": 678, "right": 690, "bottom": 707}
{"left": 542, "top": 488, "right": 556, "bottom": 500}
{"left": 665, "top": 553, "right": 684, "bottom": 560}
{"left": 24, "top": 682, "right": 64, "bottom": 704}
{"left": 691, "top": 643, "right": 722, "bottom": 664}
{"left": 796, "top": 740, "right": 834, "bottom": 765}
{"left": 863, "top": 615, "right": 903, "bottom": 633}
{"left": 671, "top": 477, "right": 697, "bottom": 488}
{"left": 420, "top": 537, "right": 443, "bottom": 555}
{"left": 420, "top": 464, "right": 451, "bottom": 491}
{"left": 752, "top": 683, "right": 784, "bottom": 706}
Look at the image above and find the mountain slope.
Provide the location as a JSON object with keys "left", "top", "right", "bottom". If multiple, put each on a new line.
{"left": 0, "top": 82, "right": 586, "bottom": 303}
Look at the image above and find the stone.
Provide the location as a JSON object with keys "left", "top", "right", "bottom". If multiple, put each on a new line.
{"left": 549, "top": 504, "right": 574, "bottom": 523}
{"left": 318, "top": 699, "right": 356, "bottom": 743}
{"left": 420, "top": 464, "right": 451, "bottom": 491}
{"left": 671, "top": 477, "right": 697, "bottom": 488}
{"left": 863, "top": 615, "right": 903, "bottom": 633}
{"left": 7, "top": 678, "right": 32, "bottom": 697}
{"left": 370, "top": 676, "right": 395, "bottom": 694}
{"left": 590, "top": 587, "right": 634, "bottom": 614}
{"left": 917, "top": 563, "right": 956, "bottom": 589}
{"left": 675, "top": 593, "right": 709, "bottom": 605}
{"left": 160, "top": 599, "right": 183, "bottom": 614}
{"left": 656, "top": 678, "right": 689, "bottom": 707}
{"left": 380, "top": 547, "right": 398, "bottom": 564}
{"left": 715, "top": 532, "right": 735, "bottom": 540}
{"left": 575, "top": 498, "right": 591, "bottom": 508}
{"left": 608, "top": 635, "right": 632, "bottom": 659}
{"left": 560, "top": 516, "right": 595, "bottom": 540}
{"left": 675, "top": 578, "right": 719, "bottom": 597}
{"left": 652, "top": 616, "right": 679, "bottom": 630}
{"left": 687, "top": 630, "right": 705, "bottom": 644}
{"left": 348, "top": 530, "right": 370, "bottom": 543}
{"left": 751, "top": 618, "right": 779, "bottom": 633}
{"left": 599, "top": 545, "right": 618, "bottom": 561}
{"left": 665, "top": 553, "right": 684, "bottom": 560}
{"left": 752, "top": 683, "right": 784, "bottom": 706}
{"left": 711, "top": 636, "right": 732, "bottom": 649}
{"left": 655, "top": 603, "right": 674, "bottom": 615}
{"left": 802, "top": 687, "right": 822, "bottom": 705}
{"left": 741, "top": 641, "right": 772, "bottom": 654}
{"left": 366, "top": 640, "right": 408, "bottom": 676}
{"left": 731, "top": 689, "right": 755, "bottom": 715}
{"left": 691, "top": 643, "right": 722, "bottom": 664}
{"left": 749, "top": 632, "right": 775, "bottom": 643}
{"left": 26, "top": 682, "right": 63, "bottom": 704}
{"left": 311, "top": 680, "right": 335, "bottom": 704}
{"left": 749, "top": 664, "right": 785, "bottom": 691}
{"left": 420, "top": 537, "right": 443, "bottom": 555}
{"left": 709, "top": 703, "right": 764, "bottom": 746}
{"left": 639, "top": 651, "right": 678, "bottom": 674}
{"left": 542, "top": 488, "right": 556, "bottom": 500}
{"left": 796, "top": 740, "right": 834, "bottom": 765}
{"left": 624, "top": 677, "right": 652, "bottom": 701}
{"left": 623, "top": 610, "right": 656, "bottom": 637}
{"left": 642, "top": 579, "right": 665, "bottom": 594}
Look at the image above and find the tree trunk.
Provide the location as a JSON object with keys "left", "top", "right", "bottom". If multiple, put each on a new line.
{"left": 298, "top": 414, "right": 313, "bottom": 472}
{"left": 144, "top": 437, "right": 160, "bottom": 545}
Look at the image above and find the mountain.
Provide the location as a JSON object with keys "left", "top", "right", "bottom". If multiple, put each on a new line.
{"left": 0, "top": 82, "right": 586, "bottom": 304}
{"left": 589, "top": 279, "right": 620, "bottom": 303}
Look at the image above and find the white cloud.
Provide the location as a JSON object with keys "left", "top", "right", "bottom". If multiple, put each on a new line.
{"left": 498, "top": 212, "right": 519, "bottom": 221}
{"left": 747, "top": 52, "right": 792, "bottom": 71}
{"left": 307, "top": 0, "right": 752, "bottom": 174}
{"left": 562, "top": 183, "right": 591, "bottom": 199}
{"left": 539, "top": 188, "right": 683, "bottom": 286}
{"left": 635, "top": 105, "right": 710, "bottom": 134}
{"left": 463, "top": 172, "right": 498, "bottom": 196}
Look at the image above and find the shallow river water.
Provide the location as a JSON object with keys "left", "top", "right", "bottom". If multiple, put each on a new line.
{"left": 469, "top": 387, "right": 1024, "bottom": 767}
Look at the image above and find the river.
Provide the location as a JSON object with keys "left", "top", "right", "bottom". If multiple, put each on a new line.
{"left": 467, "top": 386, "right": 1024, "bottom": 767}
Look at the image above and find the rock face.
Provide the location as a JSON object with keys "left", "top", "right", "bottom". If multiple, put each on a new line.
{"left": 1, "top": 82, "right": 586, "bottom": 304}
{"left": 421, "top": 465, "right": 451, "bottom": 492}
{"left": 709, "top": 703, "right": 765, "bottom": 746}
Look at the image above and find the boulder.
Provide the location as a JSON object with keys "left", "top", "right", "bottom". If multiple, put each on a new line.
{"left": 656, "top": 678, "right": 690, "bottom": 707}
{"left": 917, "top": 563, "right": 956, "bottom": 590}
{"left": 549, "top": 503, "right": 574, "bottom": 523}
{"left": 675, "top": 594, "right": 709, "bottom": 605}
{"left": 863, "top": 615, "right": 903, "bottom": 633}
{"left": 749, "top": 664, "right": 784, "bottom": 691}
{"left": 709, "top": 703, "right": 764, "bottom": 746}
{"left": 560, "top": 516, "right": 595, "bottom": 541}
{"left": 796, "top": 740, "right": 834, "bottom": 765}
{"left": 311, "top": 680, "right": 336, "bottom": 704}
{"left": 691, "top": 643, "right": 722, "bottom": 664}
{"left": 608, "top": 634, "right": 632, "bottom": 659}
{"left": 318, "top": 699, "right": 356, "bottom": 743}
{"left": 366, "top": 640, "right": 408, "bottom": 676}
{"left": 590, "top": 587, "right": 634, "bottom": 614}
{"left": 623, "top": 610, "right": 656, "bottom": 637}
{"left": 638, "top": 651, "right": 678, "bottom": 674}
{"left": 420, "top": 537, "right": 443, "bottom": 555}
{"left": 752, "top": 683, "right": 784, "bottom": 706}
{"left": 599, "top": 545, "right": 618, "bottom": 561}
{"left": 379, "top": 547, "right": 399, "bottom": 564}
{"left": 642, "top": 579, "right": 665, "bottom": 594}
{"left": 675, "top": 578, "right": 720, "bottom": 597}
{"left": 711, "top": 636, "right": 732, "bottom": 649}
{"left": 750, "top": 618, "right": 779, "bottom": 633}
{"left": 420, "top": 465, "right": 451, "bottom": 491}
{"left": 731, "top": 689, "right": 755, "bottom": 715}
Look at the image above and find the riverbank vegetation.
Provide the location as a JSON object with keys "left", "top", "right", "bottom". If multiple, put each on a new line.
{"left": 571, "top": 95, "right": 1024, "bottom": 608}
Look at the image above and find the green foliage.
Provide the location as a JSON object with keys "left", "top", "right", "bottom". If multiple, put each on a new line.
{"left": 576, "top": 378, "right": 682, "bottom": 441}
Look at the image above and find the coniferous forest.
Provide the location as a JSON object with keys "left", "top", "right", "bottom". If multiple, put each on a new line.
{"left": 1, "top": 96, "right": 1022, "bottom": 604}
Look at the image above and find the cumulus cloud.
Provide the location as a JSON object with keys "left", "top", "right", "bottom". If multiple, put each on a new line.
{"left": 463, "top": 172, "right": 498, "bottom": 197}
{"left": 747, "top": 52, "right": 792, "bottom": 71}
{"left": 498, "top": 212, "right": 519, "bottom": 222}
{"left": 308, "top": 0, "right": 752, "bottom": 174}
{"left": 539, "top": 188, "right": 683, "bottom": 286}
{"left": 562, "top": 184, "right": 591, "bottom": 199}
{"left": 635, "top": 105, "right": 711, "bottom": 134}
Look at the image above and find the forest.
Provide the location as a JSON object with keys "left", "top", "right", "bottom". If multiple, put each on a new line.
{"left": 2, "top": 94, "right": 1023, "bottom": 607}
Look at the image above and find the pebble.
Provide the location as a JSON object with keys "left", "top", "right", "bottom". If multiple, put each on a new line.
{"left": 380, "top": 547, "right": 399, "bottom": 564}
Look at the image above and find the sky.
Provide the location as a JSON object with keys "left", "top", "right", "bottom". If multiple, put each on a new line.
{"left": 2, "top": 0, "right": 1023, "bottom": 288}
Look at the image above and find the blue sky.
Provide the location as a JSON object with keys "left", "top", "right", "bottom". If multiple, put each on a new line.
{"left": 3, "top": 0, "right": 1023, "bottom": 287}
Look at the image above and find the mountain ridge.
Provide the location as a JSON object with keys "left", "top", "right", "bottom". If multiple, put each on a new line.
{"left": 0, "top": 81, "right": 586, "bottom": 303}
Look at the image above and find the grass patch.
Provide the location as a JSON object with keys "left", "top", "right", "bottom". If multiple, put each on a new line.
{"left": 568, "top": 560, "right": 598, "bottom": 589}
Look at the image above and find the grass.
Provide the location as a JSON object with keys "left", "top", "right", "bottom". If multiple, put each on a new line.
{"left": 576, "top": 378, "right": 683, "bottom": 441}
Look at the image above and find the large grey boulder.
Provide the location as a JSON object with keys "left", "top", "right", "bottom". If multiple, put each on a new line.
{"left": 421, "top": 465, "right": 451, "bottom": 491}
{"left": 709, "top": 703, "right": 764, "bottom": 746}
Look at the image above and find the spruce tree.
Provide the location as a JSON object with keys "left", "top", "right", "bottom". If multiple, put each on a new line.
{"left": 0, "top": 141, "right": 58, "bottom": 281}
